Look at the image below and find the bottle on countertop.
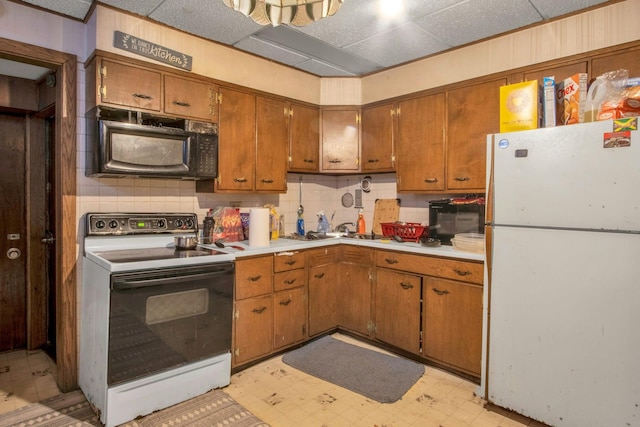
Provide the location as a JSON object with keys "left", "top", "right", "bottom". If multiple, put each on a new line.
{"left": 357, "top": 209, "right": 366, "bottom": 234}
{"left": 317, "top": 210, "right": 330, "bottom": 233}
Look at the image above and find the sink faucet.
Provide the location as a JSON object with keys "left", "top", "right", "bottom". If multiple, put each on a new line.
{"left": 334, "top": 222, "right": 355, "bottom": 233}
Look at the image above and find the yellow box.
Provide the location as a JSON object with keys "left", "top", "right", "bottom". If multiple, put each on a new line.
{"left": 500, "top": 80, "right": 539, "bottom": 132}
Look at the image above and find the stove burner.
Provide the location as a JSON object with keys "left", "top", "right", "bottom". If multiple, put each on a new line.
{"left": 94, "top": 247, "right": 224, "bottom": 263}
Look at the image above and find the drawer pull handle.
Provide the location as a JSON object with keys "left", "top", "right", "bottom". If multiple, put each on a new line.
{"left": 284, "top": 279, "right": 297, "bottom": 285}
{"left": 252, "top": 306, "right": 267, "bottom": 314}
{"left": 314, "top": 272, "right": 325, "bottom": 279}
{"left": 132, "top": 93, "right": 153, "bottom": 100}
{"left": 172, "top": 100, "right": 191, "bottom": 107}
{"left": 279, "top": 299, "right": 292, "bottom": 306}
{"left": 261, "top": 178, "right": 274, "bottom": 184}
{"left": 424, "top": 178, "right": 439, "bottom": 183}
{"left": 454, "top": 176, "right": 470, "bottom": 182}
{"left": 234, "top": 177, "right": 248, "bottom": 183}
{"left": 248, "top": 275, "right": 262, "bottom": 282}
{"left": 384, "top": 258, "right": 399, "bottom": 264}
{"left": 285, "top": 260, "right": 296, "bottom": 265}
{"left": 303, "top": 159, "right": 315, "bottom": 163}
{"left": 400, "top": 281, "right": 414, "bottom": 290}
{"left": 432, "top": 288, "right": 450, "bottom": 296}
{"left": 328, "top": 159, "right": 342, "bottom": 164}
{"left": 367, "top": 159, "right": 379, "bottom": 163}
{"left": 453, "top": 268, "right": 471, "bottom": 276}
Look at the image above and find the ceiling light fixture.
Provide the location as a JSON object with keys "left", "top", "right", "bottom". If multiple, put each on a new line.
{"left": 223, "top": 0, "right": 345, "bottom": 27}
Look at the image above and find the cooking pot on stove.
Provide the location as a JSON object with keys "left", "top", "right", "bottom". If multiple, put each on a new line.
{"left": 174, "top": 235, "right": 198, "bottom": 250}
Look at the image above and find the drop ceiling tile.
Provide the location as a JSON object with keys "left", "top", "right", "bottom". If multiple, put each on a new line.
{"left": 21, "top": 0, "right": 92, "bottom": 19}
{"left": 529, "top": 0, "right": 610, "bottom": 19}
{"left": 0, "top": 58, "right": 51, "bottom": 80}
{"left": 416, "top": 0, "right": 542, "bottom": 47}
{"left": 295, "top": 59, "right": 356, "bottom": 77}
{"left": 343, "top": 22, "right": 451, "bottom": 68}
{"left": 297, "top": 0, "right": 465, "bottom": 48}
{"left": 149, "top": 0, "right": 262, "bottom": 45}
{"left": 99, "top": 0, "right": 165, "bottom": 16}
{"left": 234, "top": 36, "right": 311, "bottom": 67}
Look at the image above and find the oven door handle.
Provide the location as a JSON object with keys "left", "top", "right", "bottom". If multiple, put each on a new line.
{"left": 112, "top": 268, "right": 232, "bottom": 291}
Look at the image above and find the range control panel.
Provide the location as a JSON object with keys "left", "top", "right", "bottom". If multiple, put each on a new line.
{"left": 86, "top": 213, "right": 198, "bottom": 236}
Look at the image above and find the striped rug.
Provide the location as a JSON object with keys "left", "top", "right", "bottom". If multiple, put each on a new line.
{"left": 0, "top": 389, "right": 268, "bottom": 427}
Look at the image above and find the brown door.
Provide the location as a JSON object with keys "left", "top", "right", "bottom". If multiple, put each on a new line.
{"left": 0, "top": 114, "right": 27, "bottom": 351}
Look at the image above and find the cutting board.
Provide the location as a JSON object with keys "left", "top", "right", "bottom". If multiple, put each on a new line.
{"left": 372, "top": 199, "right": 400, "bottom": 235}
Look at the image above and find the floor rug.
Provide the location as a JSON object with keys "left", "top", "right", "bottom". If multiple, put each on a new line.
{"left": 0, "top": 389, "right": 269, "bottom": 427}
{"left": 282, "top": 335, "right": 424, "bottom": 403}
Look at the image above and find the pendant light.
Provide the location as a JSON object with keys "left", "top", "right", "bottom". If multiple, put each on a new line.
{"left": 223, "top": 0, "right": 345, "bottom": 27}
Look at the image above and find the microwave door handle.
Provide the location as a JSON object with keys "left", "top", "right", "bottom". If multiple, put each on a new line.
{"left": 112, "top": 270, "right": 229, "bottom": 291}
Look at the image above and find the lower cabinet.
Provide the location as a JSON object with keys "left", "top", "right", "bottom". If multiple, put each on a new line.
{"left": 373, "top": 269, "right": 422, "bottom": 354}
{"left": 273, "top": 287, "right": 306, "bottom": 350}
{"left": 337, "top": 246, "right": 373, "bottom": 336}
{"left": 234, "top": 295, "right": 273, "bottom": 365}
{"left": 307, "top": 247, "right": 339, "bottom": 336}
{"left": 422, "top": 277, "right": 483, "bottom": 376}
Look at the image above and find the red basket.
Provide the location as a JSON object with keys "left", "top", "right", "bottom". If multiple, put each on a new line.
{"left": 380, "top": 222, "right": 427, "bottom": 242}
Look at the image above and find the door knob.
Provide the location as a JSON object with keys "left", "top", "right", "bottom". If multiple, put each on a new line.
{"left": 41, "top": 231, "right": 55, "bottom": 244}
{"left": 7, "top": 248, "right": 21, "bottom": 259}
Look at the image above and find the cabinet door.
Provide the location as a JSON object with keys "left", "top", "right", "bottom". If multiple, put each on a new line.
{"left": 361, "top": 103, "right": 394, "bottom": 172}
{"left": 256, "top": 96, "right": 288, "bottom": 192}
{"left": 99, "top": 59, "right": 161, "bottom": 111}
{"left": 308, "top": 263, "right": 338, "bottom": 336}
{"left": 321, "top": 109, "right": 360, "bottom": 172}
{"left": 396, "top": 93, "right": 446, "bottom": 192}
{"left": 523, "top": 62, "right": 587, "bottom": 87}
{"left": 164, "top": 75, "right": 217, "bottom": 122}
{"left": 591, "top": 48, "right": 640, "bottom": 79}
{"left": 374, "top": 269, "right": 421, "bottom": 354}
{"left": 339, "top": 263, "right": 372, "bottom": 336}
{"left": 273, "top": 287, "right": 307, "bottom": 350}
{"left": 216, "top": 87, "right": 255, "bottom": 191}
{"left": 235, "top": 256, "right": 273, "bottom": 300}
{"left": 234, "top": 295, "right": 273, "bottom": 365}
{"left": 423, "top": 277, "right": 482, "bottom": 376}
{"left": 289, "top": 103, "right": 320, "bottom": 172}
{"left": 447, "top": 78, "right": 505, "bottom": 191}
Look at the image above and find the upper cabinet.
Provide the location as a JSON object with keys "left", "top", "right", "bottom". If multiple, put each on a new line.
{"left": 164, "top": 75, "right": 217, "bottom": 122}
{"left": 289, "top": 103, "right": 320, "bottom": 173}
{"left": 396, "top": 93, "right": 446, "bottom": 192}
{"left": 361, "top": 103, "right": 395, "bottom": 172}
{"left": 446, "top": 78, "right": 506, "bottom": 192}
{"left": 321, "top": 108, "right": 361, "bottom": 173}
{"left": 86, "top": 55, "right": 217, "bottom": 121}
{"left": 255, "top": 96, "right": 288, "bottom": 192}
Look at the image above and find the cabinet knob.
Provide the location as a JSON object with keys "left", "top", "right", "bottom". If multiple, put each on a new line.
{"left": 284, "top": 279, "right": 297, "bottom": 285}
{"left": 424, "top": 178, "right": 439, "bottom": 183}
{"left": 252, "top": 306, "right": 268, "bottom": 314}
{"left": 454, "top": 176, "right": 470, "bottom": 182}
{"left": 453, "top": 268, "right": 471, "bottom": 276}
{"left": 400, "top": 281, "right": 414, "bottom": 290}
{"left": 279, "top": 299, "right": 292, "bottom": 306}
{"left": 172, "top": 100, "right": 191, "bottom": 107}
{"left": 384, "top": 258, "right": 398, "bottom": 265}
{"left": 234, "top": 177, "right": 248, "bottom": 183}
{"left": 314, "top": 272, "right": 325, "bottom": 279}
{"left": 132, "top": 93, "right": 153, "bottom": 100}
{"left": 261, "top": 178, "right": 274, "bottom": 184}
{"left": 248, "top": 275, "right": 262, "bottom": 282}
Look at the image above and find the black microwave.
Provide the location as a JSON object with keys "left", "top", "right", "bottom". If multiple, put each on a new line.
{"left": 85, "top": 112, "right": 218, "bottom": 180}
{"left": 428, "top": 198, "right": 485, "bottom": 245}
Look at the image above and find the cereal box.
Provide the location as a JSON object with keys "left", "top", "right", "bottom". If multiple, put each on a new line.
{"left": 542, "top": 76, "right": 556, "bottom": 127}
{"left": 556, "top": 73, "right": 588, "bottom": 125}
{"left": 499, "top": 80, "right": 539, "bottom": 132}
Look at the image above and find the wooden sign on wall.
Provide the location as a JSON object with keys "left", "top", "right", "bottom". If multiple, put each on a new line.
{"left": 113, "top": 31, "right": 192, "bottom": 71}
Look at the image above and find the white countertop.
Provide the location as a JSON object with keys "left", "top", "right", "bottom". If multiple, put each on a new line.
{"left": 201, "top": 236, "right": 485, "bottom": 262}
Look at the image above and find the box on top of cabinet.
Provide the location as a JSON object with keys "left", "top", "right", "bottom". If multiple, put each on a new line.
{"left": 499, "top": 80, "right": 540, "bottom": 132}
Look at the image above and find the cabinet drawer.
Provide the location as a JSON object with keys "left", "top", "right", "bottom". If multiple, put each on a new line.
{"left": 375, "top": 250, "right": 483, "bottom": 284}
{"left": 235, "top": 256, "right": 273, "bottom": 300}
{"left": 307, "top": 246, "right": 338, "bottom": 265}
{"left": 274, "top": 269, "right": 305, "bottom": 292}
{"left": 340, "top": 246, "right": 373, "bottom": 265}
{"left": 274, "top": 251, "right": 305, "bottom": 272}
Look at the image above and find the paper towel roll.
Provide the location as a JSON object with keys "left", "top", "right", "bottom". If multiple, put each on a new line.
{"left": 249, "top": 208, "right": 270, "bottom": 247}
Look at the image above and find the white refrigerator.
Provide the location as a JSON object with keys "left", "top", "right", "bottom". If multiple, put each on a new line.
{"left": 486, "top": 120, "right": 640, "bottom": 427}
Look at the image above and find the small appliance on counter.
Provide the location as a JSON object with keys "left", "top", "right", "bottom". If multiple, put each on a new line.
{"left": 428, "top": 196, "right": 485, "bottom": 245}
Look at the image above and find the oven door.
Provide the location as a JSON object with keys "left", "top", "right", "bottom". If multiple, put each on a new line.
{"left": 108, "top": 262, "right": 234, "bottom": 386}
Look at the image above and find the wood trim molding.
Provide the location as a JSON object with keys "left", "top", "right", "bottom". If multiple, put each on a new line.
{"left": 0, "top": 36, "right": 77, "bottom": 392}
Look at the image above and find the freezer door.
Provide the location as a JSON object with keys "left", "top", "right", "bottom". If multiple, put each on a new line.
{"left": 490, "top": 121, "right": 640, "bottom": 231}
{"left": 488, "top": 226, "right": 640, "bottom": 427}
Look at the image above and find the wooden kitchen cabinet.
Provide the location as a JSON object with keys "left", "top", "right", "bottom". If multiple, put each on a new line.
{"left": 307, "top": 246, "right": 339, "bottom": 336}
{"left": 255, "top": 96, "right": 288, "bottom": 192}
{"left": 373, "top": 268, "right": 421, "bottom": 354}
{"left": 321, "top": 108, "right": 361, "bottom": 172}
{"left": 446, "top": 78, "right": 505, "bottom": 192}
{"left": 337, "top": 246, "right": 373, "bottom": 336}
{"left": 91, "top": 58, "right": 162, "bottom": 112}
{"left": 361, "top": 103, "right": 395, "bottom": 172}
{"left": 273, "top": 287, "right": 306, "bottom": 350}
{"left": 289, "top": 103, "right": 320, "bottom": 172}
{"left": 234, "top": 295, "right": 273, "bottom": 365}
{"left": 591, "top": 47, "right": 640, "bottom": 80}
{"left": 396, "top": 93, "right": 446, "bottom": 192}
{"left": 423, "top": 277, "right": 483, "bottom": 376}
{"left": 164, "top": 74, "right": 217, "bottom": 122}
{"left": 215, "top": 86, "right": 256, "bottom": 192}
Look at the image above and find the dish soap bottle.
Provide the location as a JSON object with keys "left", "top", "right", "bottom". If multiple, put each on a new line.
{"left": 296, "top": 205, "right": 305, "bottom": 236}
{"left": 357, "top": 209, "right": 366, "bottom": 234}
{"left": 317, "top": 211, "right": 329, "bottom": 233}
